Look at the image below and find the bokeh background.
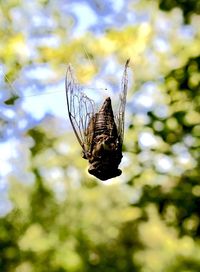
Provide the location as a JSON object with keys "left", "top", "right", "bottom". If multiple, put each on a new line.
{"left": 0, "top": 0, "right": 200, "bottom": 271}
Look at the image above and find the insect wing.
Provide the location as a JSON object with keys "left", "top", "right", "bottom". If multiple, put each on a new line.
{"left": 65, "top": 65, "right": 95, "bottom": 156}
{"left": 115, "top": 59, "right": 129, "bottom": 144}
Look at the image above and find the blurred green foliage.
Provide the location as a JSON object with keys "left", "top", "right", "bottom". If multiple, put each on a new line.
{"left": 158, "top": 0, "right": 200, "bottom": 23}
{"left": 0, "top": 0, "right": 200, "bottom": 271}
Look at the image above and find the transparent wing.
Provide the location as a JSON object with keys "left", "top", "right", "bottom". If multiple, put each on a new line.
{"left": 115, "top": 59, "right": 129, "bottom": 144}
{"left": 65, "top": 64, "right": 95, "bottom": 155}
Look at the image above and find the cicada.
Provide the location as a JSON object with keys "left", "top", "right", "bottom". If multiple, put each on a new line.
{"left": 65, "top": 59, "right": 129, "bottom": 180}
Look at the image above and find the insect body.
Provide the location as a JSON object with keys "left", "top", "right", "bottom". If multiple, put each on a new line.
{"left": 65, "top": 59, "right": 129, "bottom": 180}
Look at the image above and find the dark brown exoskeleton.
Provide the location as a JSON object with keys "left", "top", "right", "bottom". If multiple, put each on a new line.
{"left": 65, "top": 59, "right": 129, "bottom": 180}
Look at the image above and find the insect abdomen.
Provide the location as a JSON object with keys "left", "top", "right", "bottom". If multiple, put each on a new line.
{"left": 94, "top": 97, "right": 118, "bottom": 138}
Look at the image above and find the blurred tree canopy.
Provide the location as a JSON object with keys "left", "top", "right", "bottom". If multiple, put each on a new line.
{"left": 0, "top": 0, "right": 200, "bottom": 271}
{"left": 158, "top": 0, "right": 200, "bottom": 23}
